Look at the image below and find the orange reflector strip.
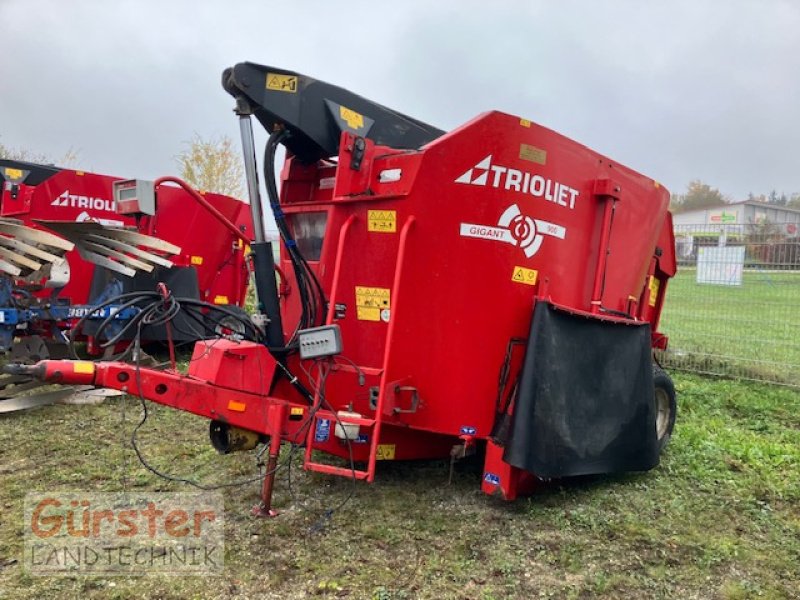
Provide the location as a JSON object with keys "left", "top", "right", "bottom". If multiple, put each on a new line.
{"left": 73, "top": 361, "right": 95, "bottom": 374}
{"left": 290, "top": 407, "right": 304, "bottom": 416}
{"left": 227, "top": 401, "right": 246, "bottom": 412}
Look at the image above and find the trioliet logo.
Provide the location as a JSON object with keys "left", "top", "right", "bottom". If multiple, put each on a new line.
{"left": 455, "top": 154, "right": 580, "bottom": 210}
{"left": 51, "top": 190, "right": 115, "bottom": 212}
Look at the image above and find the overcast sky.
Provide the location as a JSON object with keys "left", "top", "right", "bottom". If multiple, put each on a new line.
{"left": 1, "top": 0, "right": 798, "bottom": 205}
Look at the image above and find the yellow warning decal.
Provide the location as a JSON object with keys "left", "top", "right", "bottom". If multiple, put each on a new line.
{"left": 190, "top": 255, "right": 204, "bottom": 265}
{"left": 213, "top": 295, "right": 229, "bottom": 305}
{"left": 4, "top": 167, "right": 23, "bottom": 180}
{"left": 519, "top": 118, "right": 531, "bottom": 127}
{"left": 290, "top": 407, "right": 305, "bottom": 416}
{"left": 648, "top": 277, "right": 660, "bottom": 307}
{"left": 357, "top": 307, "right": 379, "bottom": 321}
{"left": 519, "top": 143, "right": 547, "bottom": 165}
{"left": 376, "top": 444, "right": 396, "bottom": 460}
{"left": 339, "top": 105, "right": 365, "bottom": 130}
{"left": 511, "top": 266, "right": 538, "bottom": 286}
{"left": 266, "top": 73, "right": 298, "bottom": 93}
{"left": 355, "top": 286, "right": 390, "bottom": 321}
{"left": 73, "top": 361, "right": 95, "bottom": 374}
{"left": 228, "top": 401, "right": 246, "bottom": 412}
{"left": 367, "top": 210, "right": 396, "bottom": 233}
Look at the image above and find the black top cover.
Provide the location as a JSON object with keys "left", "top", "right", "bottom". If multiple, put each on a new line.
{"left": 222, "top": 62, "right": 444, "bottom": 163}
{"left": 0, "top": 159, "right": 61, "bottom": 186}
{"left": 503, "top": 302, "right": 659, "bottom": 478}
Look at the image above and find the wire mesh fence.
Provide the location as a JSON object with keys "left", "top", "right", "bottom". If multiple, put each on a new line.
{"left": 658, "top": 220, "right": 800, "bottom": 387}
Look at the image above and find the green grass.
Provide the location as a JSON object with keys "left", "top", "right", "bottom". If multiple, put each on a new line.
{"left": 660, "top": 268, "right": 800, "bottom": 385}
{"left": 1, "top": 373, "right": 799, "bottom": 598}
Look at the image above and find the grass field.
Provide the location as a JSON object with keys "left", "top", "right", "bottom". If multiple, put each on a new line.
{"left": 0, "top": 372, "right": 798, "bottom": 599}
{"left": 660, "top": 269, "right": 800, "bottom": 385}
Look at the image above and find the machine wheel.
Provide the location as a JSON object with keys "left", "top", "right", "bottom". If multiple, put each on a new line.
{"left": 653, "top": 365, "right": 676, "bottom": 452}
{"left": 208, "top": 306, "right": 250, "bottom": 341}
{"left": 9, "top": 335, "right": 50, "bottom": 364}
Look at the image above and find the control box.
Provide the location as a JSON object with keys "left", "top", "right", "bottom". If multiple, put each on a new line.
{"left": 298, "top": 324, "right": 343, "bottom": 359}
{"left": 112, "top": 179, "right": 156, "bottom": 216}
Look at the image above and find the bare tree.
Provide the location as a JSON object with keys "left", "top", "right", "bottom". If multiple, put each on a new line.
{"left": 0, "top": 138, "right": 80, "bottom": 166}
{"left": 175, "top": 134, "right": 246, "bottom": 199}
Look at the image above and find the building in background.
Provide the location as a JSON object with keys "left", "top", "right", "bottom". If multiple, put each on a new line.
{"left": 672, "top": 201, "right": 800, "bottom": 268}
{"left": 672, "top": 200, "right": 800, "bottom": 234}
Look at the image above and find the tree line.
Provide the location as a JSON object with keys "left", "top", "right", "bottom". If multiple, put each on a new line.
{"left": 670, "top": 180, "right": 800, "bottom": 213}
{"left": 0, "top": 135, "right": 244, "bottom": 199}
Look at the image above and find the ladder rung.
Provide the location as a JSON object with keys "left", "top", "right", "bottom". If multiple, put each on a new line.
{"left": 305, "top": 462, "right": 370, "bottom": 479}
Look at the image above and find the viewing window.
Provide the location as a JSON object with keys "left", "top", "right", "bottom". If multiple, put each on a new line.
{"left": 290, "top": 212, "right": 327, "bottom": 260}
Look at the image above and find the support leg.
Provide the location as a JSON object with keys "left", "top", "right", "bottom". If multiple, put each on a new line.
{"left": 252, "top": 404, "right": 286, "bottom": 518}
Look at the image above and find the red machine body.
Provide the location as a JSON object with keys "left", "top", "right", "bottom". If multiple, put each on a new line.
{"left": 21, "top": 65, "right": 677, "bottom": 513}
{"left": 0, "top": 162, "right": 252, "bottom": 307}
{"left": 278, "top": 112, "right": 675, "bottom": 439}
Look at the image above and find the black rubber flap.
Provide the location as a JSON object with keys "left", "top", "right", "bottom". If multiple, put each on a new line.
{"left": 503, "top": 301, "right": 658, "bottom": 478}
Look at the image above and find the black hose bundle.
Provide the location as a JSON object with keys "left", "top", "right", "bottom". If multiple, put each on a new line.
{"left": 68, "top": 289, "right": 264, "bottom": 360}
{"left": 263, "top": 129, "right": 327, "bottom": 344}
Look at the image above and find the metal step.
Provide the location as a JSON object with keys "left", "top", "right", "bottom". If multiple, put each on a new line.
{"left": 303, "top": 410, "right": 377, "bottom": 480}
{"left": 304, "top": 462, "right": 370, "bottom": 479}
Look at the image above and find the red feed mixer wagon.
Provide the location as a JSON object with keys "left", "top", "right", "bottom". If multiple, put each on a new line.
{"left": 0, "top": 160, "right": 252, "bottom": 312}
{"left": 11, "top": 63, "right": 677, "bottom": 514}
{"left": 0, "top": 160, "right": 254, "bottom": 374}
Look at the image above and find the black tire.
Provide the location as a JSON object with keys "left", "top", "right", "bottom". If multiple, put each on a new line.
{"left": 653, "top": 365, "right": 677, "bottom": 452}
{"left": 205, "top": 305, "right": 251, "bottom": 340}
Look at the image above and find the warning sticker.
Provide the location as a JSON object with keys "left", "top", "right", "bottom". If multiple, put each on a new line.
{"left": 73, "top": 361, "right": 95, "bottom": 374}
{"left": 266, "top": 73, "right": 298, "bottom": 93}
{"left": 315, "top": 418, "right": 330, "bottom": 443}
{"left": 4, "top": 167, "right": 23, "bottom": 180}
{"left": 519, "top": 118, "right": 531, "bottom": 128}
{"left": 355, "top": 286, "right": 390, "bottom": 321}
{"left": 649, "top": 277, "right": 660, "bottom": 307}
{"left": 511, "top": 266, "right": 538, "bottom": 286}
{"left": 339, "top": 106, "right": 365, "bottom": 130}
{"left": 376, "top": 444, "right": 396, "bottom": 460}
{"left": 190, "top": 255, "right": 204, "bottom": 265}
{"left": 357, "top": 307, "right": 380, "bottom": 321}
{"left": 367, "top": 210, "right": 396, "bottom": 233}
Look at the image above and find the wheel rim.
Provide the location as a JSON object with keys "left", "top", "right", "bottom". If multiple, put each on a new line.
{"left": 214, "top": 316, "right": 246, "bottom": 341}
{"left": 654, "top": 387, "right": 671, "bottom": 440}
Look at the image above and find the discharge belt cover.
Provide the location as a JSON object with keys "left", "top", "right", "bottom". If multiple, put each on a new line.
{"left": 503, "top": 302, "right": 659, "bottom": 478}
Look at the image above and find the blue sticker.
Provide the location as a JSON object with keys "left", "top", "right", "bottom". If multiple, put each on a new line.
{"left": 460, "top": 425, "right": 477, "bottom": 435}
{"left": 354, "top": 433, "right": 369, "bottom": 444}
{"left": 314, "top": 418, "right": 331, "bottom": 443}
{"left": 484, "top": 472, "right": 500, "bottom": 486}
